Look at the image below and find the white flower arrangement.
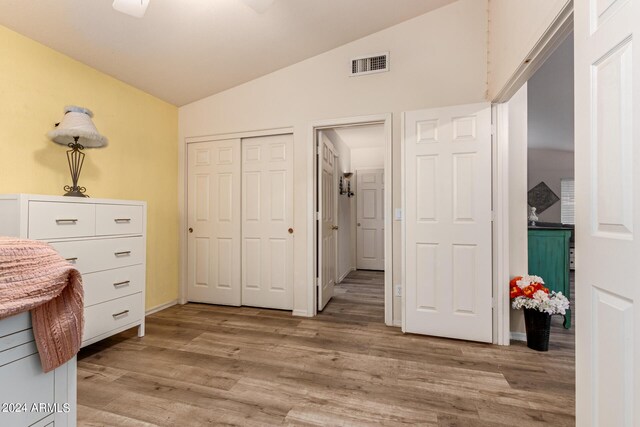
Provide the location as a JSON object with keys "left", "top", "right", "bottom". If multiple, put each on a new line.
{"left": 509, "top": 274, "right": 570, "bottom": 315}
{"left": 515, "top": 275, "right": 545, "bottom": 288}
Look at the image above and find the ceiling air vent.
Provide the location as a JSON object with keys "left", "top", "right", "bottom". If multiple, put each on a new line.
{"left": 350, "top": 52, "right": 389, "bottom": 76}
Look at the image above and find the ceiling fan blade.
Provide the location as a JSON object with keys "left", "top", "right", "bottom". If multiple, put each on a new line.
{"left": 241, "top": 0, "right": 275, "bottom": 13}
{"left": 112, "top": 0, "right": 150, "bottom": 18}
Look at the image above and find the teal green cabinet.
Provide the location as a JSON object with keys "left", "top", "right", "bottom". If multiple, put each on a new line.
{"left": 528, "top": 228, "right": 572, "bottom": 329}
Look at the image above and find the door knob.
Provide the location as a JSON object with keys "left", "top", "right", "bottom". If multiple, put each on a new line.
{"left": 288, "top": 228, "right": 294, "bottom": 234}
{"left": 188, "top": 227, "right": 193, "bottom": 233}
{"left": 331, "top": 225, "right": 339, "bottom": 230}
{"left": 357, "top": 223, "right": 361, "bottom": 227}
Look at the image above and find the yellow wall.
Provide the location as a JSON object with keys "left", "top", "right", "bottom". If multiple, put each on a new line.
{"left": 0, "top": 25, "right": 179, "bottom": 311}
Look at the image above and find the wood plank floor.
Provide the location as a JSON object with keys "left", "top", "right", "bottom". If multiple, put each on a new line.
{"left": 77, "top": 271, "right": 575, "bottom": 426}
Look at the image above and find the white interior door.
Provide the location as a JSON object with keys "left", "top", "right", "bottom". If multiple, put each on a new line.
{"left": 404, "top": 103, "right": 492, "bottom": 342}
{"left": 575, "top": 0, "right": 639, "bottom": 424}
{"left": 187, "top": 139, "right": 241, "bottom": 305}
{"left": 241, "top": 134, "right": 294, "bottom": 310}
{"left": 356, "top": 169, "right": 384, "bottom": 270}
{"left": 318, "top": 134, "right": 337, "bottom": 311}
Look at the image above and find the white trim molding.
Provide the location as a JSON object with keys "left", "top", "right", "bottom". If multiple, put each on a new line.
{"left": 184, "top": 127, "right": 294, "bottom": 144}
{"left": 145, "top": 299, "right": 179, "bottom": 316}
{"left": 400, "top": 112, "right": 406, "bottom": 332}
{"left": 338, "top": 267, "right": 357, "bottom": 284}
{"left": 292, "top": 309, "right": 311, "bottom": 318}
{"left": 510, "top": 332, "right": 527, "bottom": 342}
{"left": 492, "top": 103, "right": 511, "bottom": 345}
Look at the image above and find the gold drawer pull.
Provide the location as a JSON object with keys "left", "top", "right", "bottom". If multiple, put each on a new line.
{"left": 114, "top": 251, "right": 131, "bottom": 257}
{"left": 65, "top": 257, "right": 78, "bottom": 262}
{"left": 113, "top": 280, "right": 131, "bottom": 288}
{"left": 56, "top": 219, "right": 78, "bottom": 224}
{"left": 112, "top": 310, "right": 129, "bottom": 319}
{"left": 114, "top": 218, "right": 131, "bottom": 223}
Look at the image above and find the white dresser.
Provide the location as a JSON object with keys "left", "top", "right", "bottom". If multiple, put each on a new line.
{"left": 0, "top": 312, "right": 76, "bottom": 427}
{"left": 0, "top": 194, "right": 147, "bottom": 347}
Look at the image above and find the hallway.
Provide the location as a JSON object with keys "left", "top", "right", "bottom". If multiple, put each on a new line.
{"left": 319, "top": 270, "right": 385, "bottom": 324}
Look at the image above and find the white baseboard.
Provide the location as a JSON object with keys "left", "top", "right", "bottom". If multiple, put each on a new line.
{"left": 146, "top": 299, "right": 178, "bottom": 316}
{"left": 337, "top": 267, "right": 356, "bottom": 284}
{"left": 292, "top": 309, "right": 311, "bottom": 317}
{"left": 510, "top": 331, "right": 527, "bottom": 342}
{"left": 392, "top": 320, "right": 402, "bottom": 328}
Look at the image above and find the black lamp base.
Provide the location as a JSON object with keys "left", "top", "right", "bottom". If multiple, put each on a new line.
{"left": 63, "top": 137, "right": 89, "bottom": 198}
{"left": 64, "top": 188, "right": 88, "bottom": 197}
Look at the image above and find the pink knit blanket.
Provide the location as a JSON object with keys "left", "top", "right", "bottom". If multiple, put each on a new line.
{"left": 0, "top": 238, "right": 84, "bottom": 372}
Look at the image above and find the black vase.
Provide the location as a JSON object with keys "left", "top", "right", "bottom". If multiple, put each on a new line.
{"left": 523, "top": 308, "right": 551, "bottom": 351}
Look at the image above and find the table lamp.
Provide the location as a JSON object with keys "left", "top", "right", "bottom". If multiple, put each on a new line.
{"left": 47, "top": 106, "right": 108, "bottom": 197}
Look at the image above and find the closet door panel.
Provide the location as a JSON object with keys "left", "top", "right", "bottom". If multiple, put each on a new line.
{"left": 242, "top": 134, "right": 294, "bottom": 310}
{"left": 187, "top": 139, "right": 241, "bottom": 305}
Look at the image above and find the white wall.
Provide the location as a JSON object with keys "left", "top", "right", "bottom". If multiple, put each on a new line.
{"left": 179, "top": 0, "right": 488, "bottom": 321}
{"left": 488, "top": 0, "right": 570, "bottom": 99}
{"left": 508, "top": 83, "right": 528, "bottom": 336}
{"left": 526, "top": 34, "right": 574, "bottom": 224}
{"left": 527, "top": 34, "right": 574, "bottom": 151}
{"left": 351, "top": 148, "right": 385, "bottom": 170}
{"left": 528, "top": 149, "right": 574, "bottom": 223}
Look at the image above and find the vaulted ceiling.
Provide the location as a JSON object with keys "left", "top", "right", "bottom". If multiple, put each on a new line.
{"left": 0, "top": 0, "right": 455, "bottom": 105}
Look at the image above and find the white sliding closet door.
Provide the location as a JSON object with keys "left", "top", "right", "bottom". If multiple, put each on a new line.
{"left": 242, "top": 134, "right": 294, "bottom": 310}
{"left": 187, "top": 139, "right": 241, "bottom": 305}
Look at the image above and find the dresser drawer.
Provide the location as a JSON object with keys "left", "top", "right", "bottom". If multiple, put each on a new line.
{"left": 83, "top": 265, "right": 145, "bottom": 307}
{"left": 0, "top": 328, "right": 34, "bottom": 355}
{"left": 0, "top": 312, "right": 30, "bottom": 339}
{"left": 0, "top": 313, "right": 34, "bottom": 357}
{"left": 28, "top": 201, "right": 96, "bottom": 240}
{"left": 0, "top": 352, "right": 55, "bottom": 427}
{"left": 96, "top": 204, "right": 144, "bottom": 236}
{"left": 50, "top": 237, "right": 144, "bottom": 274}
{"left": 83, "top": 293, "right": 143, "bottom": 342}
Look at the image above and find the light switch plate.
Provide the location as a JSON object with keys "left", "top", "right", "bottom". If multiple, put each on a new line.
{"left": 394, "top": 208, "right": 403, "bottom": 220}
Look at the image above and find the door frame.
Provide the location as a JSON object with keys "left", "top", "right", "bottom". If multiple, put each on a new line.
{"left": 179, "top": 127, "right": 294, "bottom": 305}
{"left": 308, "top": 113, "right": 393, "bottom": 325}
{"left": 492, "top": 102, "right": 511, "bottom": 345}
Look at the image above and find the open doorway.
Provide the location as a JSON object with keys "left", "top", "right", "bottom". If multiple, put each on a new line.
{"left": 310, "top": 115, "right": 392, "bottom": 324}
{"left": 503, "top": 32, "right": 575, "bottom": 348}
{"left": 526, "top": 33, "right": 575, "bottom": 342}
{"left": 320, "top": 125, "right": 385, "bottom": 321}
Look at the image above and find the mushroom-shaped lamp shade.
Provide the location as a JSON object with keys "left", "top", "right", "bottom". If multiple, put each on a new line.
{"left": 48, "top": 106, "right": 107, "bottom": 197}
{"left": 48, "top": 106, "right": 108, "bottom": 148}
